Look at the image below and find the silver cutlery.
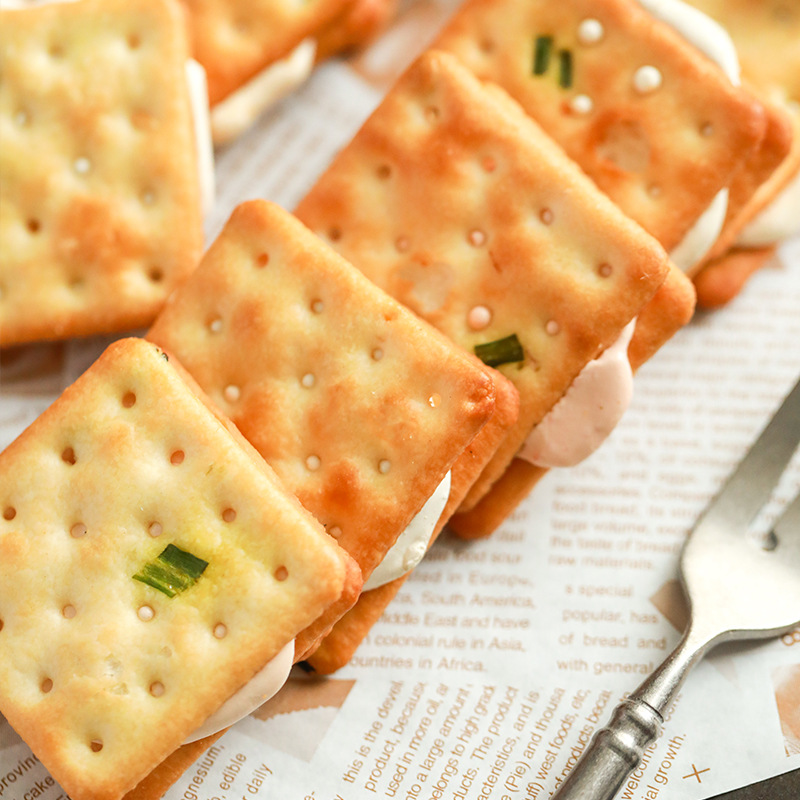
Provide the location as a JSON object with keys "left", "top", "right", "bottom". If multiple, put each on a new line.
{"left": 552, "top": 375, "right": 800, "bottom": 800}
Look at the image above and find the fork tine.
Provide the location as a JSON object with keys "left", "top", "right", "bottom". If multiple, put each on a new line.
{"left": 694, "top": 376, "right": 800, "bottom": 538}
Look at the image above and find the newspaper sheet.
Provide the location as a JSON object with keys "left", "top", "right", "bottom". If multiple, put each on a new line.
{"left": 2, "top": 2, "right": 800, "bottom": 798}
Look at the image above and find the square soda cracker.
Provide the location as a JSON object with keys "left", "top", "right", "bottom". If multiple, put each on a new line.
{"left": 295, "top": 49, "right": 674, "bottom": 508}
{"left": 147, "top": 200, "right": 503, "bottom": 640}
{"left": 181, "top": 0, "right": 353, "bottom": 106}
{"left": 0, "top": 0, "right": 204, "bottom": 348}
{"left": 686, "top": 0, "right": 800, "bottom": 305}
{"left": 0, "top": 337, "right": 352, "bottom": 800}
{"left": 687, "top": 0, "right": 800, "bottom": 217}
{"left": 448, "top": 263, "right": 697, "bottom": 538}
{"left": 433, "top": 0, "right": 768, "bottom": 257}
{"left": 300, "top": 367, "right": 521, "bottom": 672}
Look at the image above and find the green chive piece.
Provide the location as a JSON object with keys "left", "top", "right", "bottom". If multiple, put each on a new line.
{"left": 559, "top": 49, "right": 573, "bottom": 88}
{"left": 474, "top": 334, "right": 525, "bottom": 368}
{"left": 533, "top": 36, "right": 553, "bottom": 75}
{"left": 133, "top": 544, "right": 208, "bottom": 598}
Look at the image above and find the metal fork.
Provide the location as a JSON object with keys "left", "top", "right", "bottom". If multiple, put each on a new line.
{"left": 552, "top": 376, "right": 800, "bottom": 800}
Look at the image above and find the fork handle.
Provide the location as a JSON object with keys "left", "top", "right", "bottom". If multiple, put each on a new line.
{"left": 551, "top": 626, "right": 712, "bottom": 800}
{"left": 550, "top": 697, "right": 662, "bottom": 800}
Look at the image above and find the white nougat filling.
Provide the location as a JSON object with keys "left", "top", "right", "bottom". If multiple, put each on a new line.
{"left": 210, "top": 40, "right": 317, "bottom": 146}
{"left": 736, "top": 169, "right": 800, "bottom": 247}
{"left": 185, "top": 59, "right": 216, "bottom": 216}
{"left": 637, "top": 0, "right": 740, "bottom": 272}
{"left": 184, "top": 639, "right": 295, "bottom": 744}
{"left": 641, "top": 0, "right": 800, "bottom": 249}
{"left": 669, "top": 188, "right": 729, "bottom": 272}
{"left": 184, "top": 470, "right": 453, "bottom": 741}
{"left": 638, "top": 0, "right": 740, "bottom": 84}
{"left": 364, "top": 471, "right": 452, "bottom": 591}
{"left": 517, "top": 320, "right": 637, "bottom": 468}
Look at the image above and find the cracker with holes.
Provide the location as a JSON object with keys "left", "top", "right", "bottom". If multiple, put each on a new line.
{"left": 294, "top": 49, "right": 696, "bottom": 535}
{"left": 433, "top": 0, "right": 774, "bottom": 276}
{"left": 685, "top": 0, "right": 800, "bottom": 307}
{"left": 183, "top": 0, "right": 349, "bottom": 106}
{"left": 0, "top": 0, "right": 205, "bottom": 348}
{"left": 0, "top": 337, "right": 356, "bottom": 800}
{"left": 147, "top": 199, "right": 515, "bottom": 665}
{"left": 182, "top": 0, "right": 384, "bottom": 143}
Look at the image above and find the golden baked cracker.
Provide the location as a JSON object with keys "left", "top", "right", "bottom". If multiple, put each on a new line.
{"left": 705, "top": 100, "right": 795, "bottom": 259}
{"left": 694, "top": 245, "right": 778, "bottom": 309}
{"left": 147, "top": 200, "right": 498, "bottom": 634}
{"left": 627, "top": 263, "right": 697, "bottom": 371}
{"left": 686, "top": 0, "right": 800, "bottom": 301}
{"left": 314, "top": 0, "right": 399, "bottom": 63}
{"left": 308, "top": 575, "right": 408, "bottom": 674}
{"left": 126, "top": 564, "right": 361, "bottom": 798}
{"left": 123, "top": 732, "right": 226, "bottom": 800}
{"left": 303, "top": 365, "right": 520, "bottom": 672}
{"left": 449, "top": 459, "right": 549, "bottom": 540}
{"left": 450, "top": 263, "right": 696, "bottom": 538}
{"left": 688, "top": 1, "right": 800, "bottom": 111}
{"left": 295, "top": 49, "right": 671, "bottom": 510}
{"left": 0, "top": 337, "right": 350, "bottom": 800}
{"left": 0, "top": 0, "right": 204, "bottom": 348}
{"left": 687, "top": 0, "right": 800, "bottom": 193}
{"left": 293, "top": 541, "right": 366, "bottom": 661}
{"left": 433, "top": 0, "right": 767, "bottom": 256}
{"left": 181, "top": 0, "right": 352, "bottom": 105}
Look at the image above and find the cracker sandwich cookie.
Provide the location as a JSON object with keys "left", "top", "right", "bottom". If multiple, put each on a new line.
{"left": 433, "top": 0, "right": 778, "bottom": 278}
{"left": 0, "top": 0, "right": 211, "bottom": 348}
{"left": 295, "top": 49, "right": 696, "bottom": 538}
{"left": 181, "top": 0, "right": 395, "bottom": 144}
{"left": 147, "top": 200, "right": 518, "bottom": 670}
{"left": 0, "top": 337, "right": 358, "bottom": 799}
{"left": 685, "top": 0, "right": 800, "bottom": 307}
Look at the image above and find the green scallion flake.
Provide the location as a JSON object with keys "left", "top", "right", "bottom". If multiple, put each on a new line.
{"left": 474, "top": 334, "right": 525, "bottom": 368}
{"left": 533, "top": 36, "right": 553, "bottom": 75}
{"left": 133, "top": 544, "right": 208, "bottom": 598}
{"left": 559, "top": 49, "right": 573, "bottom": 88}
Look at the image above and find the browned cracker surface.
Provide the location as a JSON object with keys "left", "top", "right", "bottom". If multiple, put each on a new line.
{"left": 434, "top": 0, "right": 766, "bottom": 254}
{"left": 0, "top": 338, "right": 349, "bottom": 800}
{"left": 123, "top": 732, "right": 226, "bottom": 800}
{"left": 687, "top": 0, "right": 800, "bottom": 124}
{"left": 704, "top": 98, "right": 794, "bottom": 262}
{"left": 305, "top": 362, "right": 520, "bottom": 672}
{"left": 181, "top": 0, "right": 352, "bottom": 105}
{"left": 449, "top": 458, "right": 549, "bottom": 540}
{"left": 694, "top": 246, "right": 778, "bottom": 309}
{"left": 688, "top": 0, "right": 800, "bottom": 298}
{"left": 315, "top": 0, "right": 400, "bottom": 63}
{"left": 450, "top": 262, "right": 696, "bottom": 539}
{"left": 0, "top": 0, "right": 203, "bottom": 348}
{"left": 295, "top": 49, "right": 671, "bottom": 510}
{"left": 148, "top": 200, "right": 498, "bottom": 646}
{"left": 627, "top": 263, "right": 697, "bottom": 372}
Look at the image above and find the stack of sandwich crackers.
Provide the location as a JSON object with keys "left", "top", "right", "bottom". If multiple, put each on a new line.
{"left": 1, "top": 0, "right": 797, "bottom": 797}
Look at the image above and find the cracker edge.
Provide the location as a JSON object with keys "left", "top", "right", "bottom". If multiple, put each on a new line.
{"left": 303, "top": 365, "right": 520, "bottom": 673}
{"left": 449, "top": 264, "right": 696, "bottom": 538}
